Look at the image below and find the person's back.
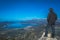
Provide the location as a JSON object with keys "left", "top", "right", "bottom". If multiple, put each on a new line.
{"left": 47, "top": 8, "right": 57, "bottom": 25}
{"left": 44, "top": 8, "right": 57, "bottom": 38}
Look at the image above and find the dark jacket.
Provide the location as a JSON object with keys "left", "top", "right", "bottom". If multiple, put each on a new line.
{"left": 47, "top": 12, "right": 57, "bottom": 25}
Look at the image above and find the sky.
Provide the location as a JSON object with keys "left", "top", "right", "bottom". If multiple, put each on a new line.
{"left": 0, "top": 0, "right": 60, "bottom": 21}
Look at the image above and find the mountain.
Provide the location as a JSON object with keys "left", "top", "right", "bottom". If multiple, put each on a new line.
{"left": 0, "top": 18, "right": 60, "bottom": 40}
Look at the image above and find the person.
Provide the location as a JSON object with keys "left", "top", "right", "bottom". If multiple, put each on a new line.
{"left": 44, "top": 8, "right": 57, "bottom": 38}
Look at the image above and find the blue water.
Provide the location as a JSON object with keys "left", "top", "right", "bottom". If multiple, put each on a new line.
{"left": 4, "top": 23, "right": 38, "bottom": 29}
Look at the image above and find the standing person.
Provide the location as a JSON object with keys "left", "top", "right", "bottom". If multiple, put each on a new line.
{"left": 44, "top": 8, "right": 57, "bottom": 38}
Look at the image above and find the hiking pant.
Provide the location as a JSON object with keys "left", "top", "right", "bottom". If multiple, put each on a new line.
{"left": 45, "top": 24, "right": 55, "bottom": 37}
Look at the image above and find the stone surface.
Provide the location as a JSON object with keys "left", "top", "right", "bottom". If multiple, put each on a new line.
{"left": 38, "top": 37, "right": 57, "bottom": 40}
{"left": 38, "top": 32, "right": 57, "bottom": 40}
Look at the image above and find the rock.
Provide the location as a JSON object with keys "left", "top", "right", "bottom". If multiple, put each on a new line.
{"left": 38, "top": 32, "right": 57, "bottom": 40}
{"left": 39, "top": 37, "right": 57, "bottom": 40}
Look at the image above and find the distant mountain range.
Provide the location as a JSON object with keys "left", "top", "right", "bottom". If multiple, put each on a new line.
{"left": 0, "top": 18, "right": 60, "bottom": 30}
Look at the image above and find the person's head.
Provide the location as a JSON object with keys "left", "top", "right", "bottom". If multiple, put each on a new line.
{"left": 49, "top": 8, "right": 54, "bottom": 12}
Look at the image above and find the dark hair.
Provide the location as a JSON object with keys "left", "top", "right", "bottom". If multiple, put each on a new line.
{"left": 49, "top": 8, "right": 54, "bottom": 12}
